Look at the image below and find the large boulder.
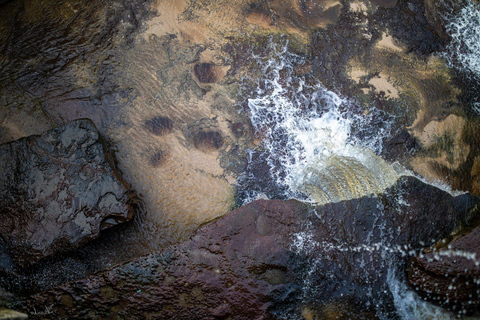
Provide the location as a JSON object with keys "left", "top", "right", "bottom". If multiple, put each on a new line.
{"left": 0, "top": 119, "right": 136, "bottom": 268}
{"left": 409, "top": 224, "right": 480, "bottom": 313}
{"left": 18, "top": 176, "right": 478, "bottom": 319}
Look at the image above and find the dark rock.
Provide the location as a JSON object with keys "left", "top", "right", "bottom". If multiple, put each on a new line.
{"left": 382, "top": 130, "right": 419, "bottom": 161}
{"left": 0, "top": 0, "right": 13, "bottom": 7}
{"left": 18, "top": 176, "right": 477, "bottom": 319}
{"left": 143, "top": 117, "right": 173, "bottom": 136}
{"left": 409, "top": 221, "right": 480, "bottom": 314}
{"left": 194, "top": 63, "right": 223, "bottom": 83}
{"left": 372, "top": 0, "right": 449, "bottom": 55}
{"left": 371, "top": 0, "right": 398, "bottom": 8}
{"left": 0, "top": 119, "right": 136, "bottom": 268}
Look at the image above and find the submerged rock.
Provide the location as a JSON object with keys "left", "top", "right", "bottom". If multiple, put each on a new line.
{"left": 0, "top": 119, "right": 136, "bottom": 268}
{"left": 19, "top": 176, "right": 478, "bottom": 319}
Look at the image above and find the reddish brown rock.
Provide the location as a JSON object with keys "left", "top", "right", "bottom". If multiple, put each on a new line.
{"left": 18, "top": 176, "right": 478, "bottom": 319}
{"left": 409, "top": 225, "right": 480, "bottom": 313}
{"left": 0, "top": 119, "right": 136, "bottom": 268}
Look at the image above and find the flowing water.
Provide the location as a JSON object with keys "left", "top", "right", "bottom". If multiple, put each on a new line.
{"left": 245, "top": 41, "right": 400, "bottom": 205}
{"left": 1, "top": 0, "right": 480, "bottom": 318}
{"left": 240, "top": 2, "right": 480, "bottom": 314}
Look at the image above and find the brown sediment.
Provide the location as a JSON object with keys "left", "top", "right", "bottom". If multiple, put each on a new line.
{"left": 375, "top": 32, "right": 404, "bottom": 52}
{"left": 409, "top": 114, "right": 470, "bottom": 183}
{"left": 295, "top": 0, "right": 343, "bottom": 28}
{"left": 349, "top": 66, "right": 399, "bottom": 99}
{"left": 472, "top": 156, "right": 480, "bottom": 196}
{"left": 143, "top": 0, "right": 210, "bottom": 44}
{"left": 150, "top": 150, "right": 169, "bottom": 167}
{"left": 246, "top": 11, "right": 273, "bottom": 28}
{"left": 345, "top": 23, "right": 471, "bottom": 192}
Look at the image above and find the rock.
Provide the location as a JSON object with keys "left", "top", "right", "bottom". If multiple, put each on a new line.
{"left": 0, "top": 119, "right": 136, "bottom": 268}
{"left": 192, "top": 130, "right": 224, "bottom": 152}
{"left": 409, "top": 221, "right": 480, "bottom": 313}
{"left": 18, "top": 176, "right": 477, "bottom": 319}
{"left": 382, "top": 130, "right": 419, "bottom": 162}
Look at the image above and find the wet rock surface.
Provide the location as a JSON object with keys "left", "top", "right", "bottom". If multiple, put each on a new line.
{"left": 0, "top": 119, "right": 136, "bottom": 268}
{"left": 409, "top": 223, "right": 480, "bottom": 313}
{"left": 16, "top": 176, "right": 479, "bottom": 319}
{"left": 1, "top": 0, "right": 480, "bottom": 318}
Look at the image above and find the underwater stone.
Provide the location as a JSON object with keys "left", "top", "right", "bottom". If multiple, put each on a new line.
{"left": 150, "top": 150, "right": 168, "bottom": 167}
{"left": 0, "top": 308, "right": 28, "bottom": 320}
{"left": 0, "top": 119, "right": 136, "bottom": 268}
{"left": 193, "top": 130, "right": 224, "bottom": 152}
{"left": 194, "top": 63, "right": 223, "bottom": 83}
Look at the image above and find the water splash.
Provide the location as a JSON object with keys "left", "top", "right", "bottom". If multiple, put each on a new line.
{"left": 444, "top": 0, "right": 480, "bottom": 116}
{"left": 246, "top": 41, "right": 399, "bottom": 204}
{"left": 445, "top": 0, "right": 480, "bottom": 77}
{"left": 387, "top": 268, "right": 456, "bottom": 320}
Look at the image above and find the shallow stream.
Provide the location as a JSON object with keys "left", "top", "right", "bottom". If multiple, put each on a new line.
{"left": 1, "top": 0, "right": 480, "bottom": 318}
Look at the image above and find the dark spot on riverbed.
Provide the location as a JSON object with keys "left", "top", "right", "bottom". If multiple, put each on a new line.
{"left": 193, "top": 131, "right": 224, "bottom": 152}
{"left": 151, "top": 150, "right": 168, "bottom": 167}
{"left": 144, "top": 117, "right": 173, "bottom": 136}
{"left": 194, "top": 63, "right": 222, "bottom": 83}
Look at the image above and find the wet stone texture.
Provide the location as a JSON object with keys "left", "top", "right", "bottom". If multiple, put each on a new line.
{"left": 0, "top": 119, "right": 136, "bottom": 269}
{"left": 409, "top": 223, "right": 480, "bottom": 314}
{"left": 18, "top": 176, "right": 480, "bottom": 319}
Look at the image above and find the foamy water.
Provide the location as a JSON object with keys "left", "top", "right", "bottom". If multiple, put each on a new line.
{"left": 247, "top": 42, "right": 399, "bottom": 205}
{"left": 445, "top": 0, "right": 480, "bottom": 77}
{"left": 245, "top": 39, "right": 477, "bottom": 319}
{"left": 445, "top": 0, "right": 480, "bottom": 116}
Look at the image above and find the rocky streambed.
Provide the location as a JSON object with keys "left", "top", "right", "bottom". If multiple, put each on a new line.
{"left": 1, "top": 0, "right": 480, "bottom": 318}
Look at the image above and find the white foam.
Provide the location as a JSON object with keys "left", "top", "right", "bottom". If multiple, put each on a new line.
{"left": 387, "top": 268, "right": 456, "bottom": 320}
{"left": 247, "top": 42, "right": 399, "bottom": 204}
{"left": 445, "top": 0, "right": 480, "bottom": 78}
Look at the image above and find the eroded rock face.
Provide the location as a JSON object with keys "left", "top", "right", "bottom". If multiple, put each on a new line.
{"left": 0, "top": 119, "right": 136, "bottom": 268}
{"left": 19, "top": 176, "right": 478, "bottom": 319}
